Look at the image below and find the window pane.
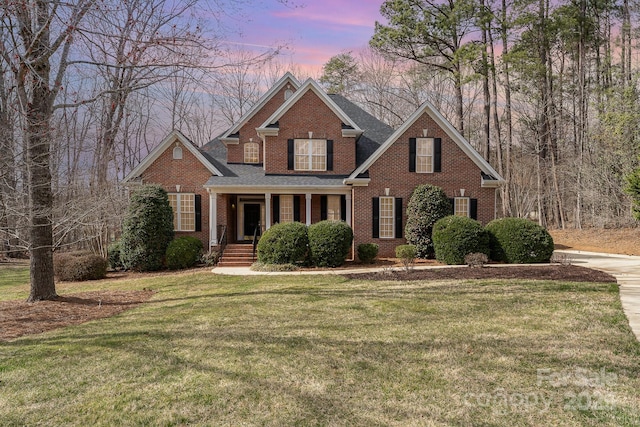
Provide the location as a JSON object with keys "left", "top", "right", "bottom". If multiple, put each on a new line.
{"left": 455, "top": 197, "right": 469, "bottom": 217}
{"left": 416, "top": 138, "right": 433, "bottom": 173}
{"left": 294, "top": 139, "right": 326, "bottom": 171}
{"left": 327, "top": 195, "right": 341, "bottom": 221}
{"left": 244, "top": 142, "right": 259, "bottom": 163}
{"left": 295, "top": 140, "right": 310, "bottom": 170}
{"left": 180, "top": 194, "right": 195, "bottom": 231}
{"left": 379, "top": 197, "right": 394, "bottom": 238}
{"left": 280, "top": 195, "right": 294, "bottom": 223}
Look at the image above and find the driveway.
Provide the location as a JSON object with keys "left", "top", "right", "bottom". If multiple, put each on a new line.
{"left": 556, "top": 250, "right": 640, "bottom": 341}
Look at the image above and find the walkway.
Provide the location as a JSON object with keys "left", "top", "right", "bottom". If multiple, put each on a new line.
{"left": 213, "top": 250, "right": 640, "bottom": 341}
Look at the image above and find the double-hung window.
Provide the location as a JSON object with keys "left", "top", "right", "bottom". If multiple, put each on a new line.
{"left": 327, "top": 195, "right": 341, "bottom": 221}
{"left": 454, "top": 197, "right": 470, "bottom": 217}
{"left": 244, "top": 142, "right": 259, "bottom": 163}
{"left": 168, "top": 193, "right": 195, "bottom": 231}
{"left": 280, "top": 195, "right": 294, "bottom": 223}
{"left": 379, "top": 196, "right": 395, "bottom": 238}
{"left": 294, "top": 139, "right": 326, "bottom": 171}
{"left": 416, "top": 138, "right": 434, "bottom": 173}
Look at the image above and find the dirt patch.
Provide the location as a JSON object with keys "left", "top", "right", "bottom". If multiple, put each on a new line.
{"left": 0, "top": 289, "right": 154, "bottom": 341}
{"left": 550, "top": 227, "right": 640, "bottom": 256}
{"left": 345, "top": 265, "right": 617, "bottom": 283}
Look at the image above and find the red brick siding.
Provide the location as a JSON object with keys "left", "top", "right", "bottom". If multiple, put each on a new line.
{"left": 140, "top": 142, "right": 211, "bottom": 247}
{"left": 226, "top": 86, "right": 294, "bottom": 164}
{"left": 264, "top": 90, "right": 356, "bottom": 175}
{"left": 352, "top": 113, "right": 497, "bottom": 257}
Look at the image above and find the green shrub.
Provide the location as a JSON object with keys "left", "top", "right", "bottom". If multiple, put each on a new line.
{"left": 357, "top": 243, "right": 379, "bottom": 264}
{"left": 257, "top": 222, "right": 309, "bottom": 265}
{"left": 486, "top": 217, "right": 555, "bottom": 263}
{"left": 465, "top": 252, "right": 489, "bottom": 267}
{"left": 405, "top": 184, "right": 452, "bottom": 258}
{"left": 308, "top": 221, "right": 353, "bottom": 267}
{"left": 107, "top": 240, "right": 123, "bottom": 270}
{"left": 432, "top": 216, "right": 490, "bottom": 265}
{"left": 54, "top": 251, "right": 108, "bottom": 281}
{"left": 165, "top": 236, "right": 203, "bottom": 270}
{"left": 395, "top": 244, "right": 417, "bottom": 270}
{"left": 120, "top": 185, "right": 174, "bottom": 271}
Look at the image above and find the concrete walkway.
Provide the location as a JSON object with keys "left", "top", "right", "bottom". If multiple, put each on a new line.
{"left": 555, "top": 250, "right": 640, "bottom": 341}
{"left": 213, "top": 250, "right": 640, "bottom": 341}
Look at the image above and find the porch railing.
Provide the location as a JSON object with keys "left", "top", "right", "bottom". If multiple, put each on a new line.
{"left": 217, "top": 224, "right": 227, "bottom": 256}
{"left": 252, "top": 222, "right": 260, "bottom": 261}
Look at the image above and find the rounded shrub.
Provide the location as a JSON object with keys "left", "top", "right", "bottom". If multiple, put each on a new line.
{"left": 120, "top": 185, "right": 174, "bottom": 271}
{"left": 432, "top": 215, "right": 490, "bottom": 265}
{"left": 308, "top": 220, "right": 354, "bottom": 267}
{"left": 405, "top": 184, "right": 452, "bottom": 258}
{"left": 166, "top": 236, "right": 203, "bottom": 270}
{"left": 357, "top": 243, "right": 379, "bottom": 264}
{"left": 54, "top": 251, "right": 108, "bottom": 281}
{"left": 107, "top": 240, "right": 123, "bottom": 270}
{"left": 257, "top": 221, "right": 309, "bottom": 265}
{"left": 395, "top": 244, "right": 417, "bottom": 270}
{"left": 486, "top": 217, "right": 555, "bottom": 263}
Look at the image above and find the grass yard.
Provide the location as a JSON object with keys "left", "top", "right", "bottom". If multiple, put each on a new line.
{"left": 1, "top": 267, "right": 639, "bottom": 426}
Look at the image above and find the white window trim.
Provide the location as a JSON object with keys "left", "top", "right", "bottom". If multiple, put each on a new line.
{"left": 280, "top": 195, "right": 294, "bottom": 223}
{"left": 294, "top": 139, "right": 327, "bottom": 172}
{"left": 168, "top": 193, "right": 196, "bottom": 232}
{"left": 379, "top": 196, "right": 395, "bottom": 239}
{"left": 416, "top": 137, "right": 434, "bottom": 173}
{"left": 454, "top": 197, "right": 470, "bottom": 217}
{"left": 327, "top": 195, "right": 341, "bottom": 221}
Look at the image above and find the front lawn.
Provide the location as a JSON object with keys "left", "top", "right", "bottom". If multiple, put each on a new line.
{"left": 1, "top": 269, "right": 639, "bottom": 426}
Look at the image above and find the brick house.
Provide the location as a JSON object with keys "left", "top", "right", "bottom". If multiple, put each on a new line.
{"left": 124, "top": 73, "right": 504, "bottom": 261}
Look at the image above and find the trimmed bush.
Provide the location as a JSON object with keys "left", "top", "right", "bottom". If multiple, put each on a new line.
{"left": 120, "top": 185, "right": 174, "bottom": 271}
{"left": 395, "top": 244, "right": 417, "bottom": 270}
{"left": 432, "top": 216, "right": 490, "bottom": 265}
{"left": 107, "top": 241, "right": 123, "bottom": 270}
{"left": 357, "top": 243, "right": 379, "bottom": 264}
{"left": 405, "top": 184, "right": 452, "bottom": 258}
{"left": 257, "top": 222, "right": 309, "bottom": 265}
{"left": 486, "top": 217, "right": 555, "bottom": 263}
{"left": 54, "top": 252, "right": 108, "bottom": 281}
{"left": 166, "top": 236, "right": 203, "bottom": 270}
{"left": 308, "top": 221, "right": 353, "bottom": 267}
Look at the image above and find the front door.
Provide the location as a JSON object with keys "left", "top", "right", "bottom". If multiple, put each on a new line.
{"left": 243, "top": 203, "right": 261, "bottom": 241}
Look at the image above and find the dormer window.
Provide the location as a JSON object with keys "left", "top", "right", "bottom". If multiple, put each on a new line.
{"left": 244, "top": 141, "right": 259, "bottom": 164}
{"left": 173, "top": 146, "right": 183, "bottom": 159}
{"left": 294, "top": 139, "right": 326, "bottom": 171}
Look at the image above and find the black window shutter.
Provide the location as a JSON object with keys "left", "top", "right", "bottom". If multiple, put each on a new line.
{"left": 372, "top": 197, "right": 380, "bottom": 238}
{"left": 321, "top": 195, "right": 328, "bottom": 220}
{"left": 195, "top": 194, "right": 202, "bottom": 232}
{"left": 293, "top": 196, "right": 301, "bottom": 222}
{"left": 287, "top": 139, "right": 294, "bottom": 170}
{"left": 449, "top": 198, "right": 455, "bottom": 215}
{"left": 340, "top": 195, "right": 347, "bottom": 222}
{"left": 327, "top": 140, "right": 334, "bottom": 171}
{"left": 272, "top": 195, "right": 280, "bottom": 223}
{"left": 409, "top": 138, "right": 416, "bottom": 172}
{"left": 470, "top": 198, "right": 478, "bottom": 220}
{"left": 394, "top": 197, "right": 403, "bottom": 238}
{"left": 434, "top": 138, "right": 442, "bottom": 172}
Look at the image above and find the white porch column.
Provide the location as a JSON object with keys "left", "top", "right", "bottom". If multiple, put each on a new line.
{"left": 210, "top": 191, "right": 217, "bottom": 246}
{"left": 345, "top": 192, "right": 352, "bottom": 226}
{"left": 265, "top": 192, "right": 271, "bottom": 230}
{"left": 305, "top": 193, "right": 312, "bottom": 225}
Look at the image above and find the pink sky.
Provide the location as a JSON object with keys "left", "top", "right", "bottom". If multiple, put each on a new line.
{"left": 224, "top": 0, "right": 385, "bottom": 73}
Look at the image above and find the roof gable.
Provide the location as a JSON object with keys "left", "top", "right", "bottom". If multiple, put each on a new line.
{"left": 123, "top": 130, "right": 222, "bottom": 182}
{"left": 348, "top": 100, "right": 504, "bottom": 186}
{"left": 220, "top": 72, "right": 301, "bottom": 144}
{"left": 256, "top": 78, "right": 363, "bottom": 138}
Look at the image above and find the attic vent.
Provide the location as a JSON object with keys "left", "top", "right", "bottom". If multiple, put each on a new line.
{"left": 173, "top": 146, "right": 183, "bottom": 160}
{"left": 285, "top": 88, "right": 293, "bottom": 100}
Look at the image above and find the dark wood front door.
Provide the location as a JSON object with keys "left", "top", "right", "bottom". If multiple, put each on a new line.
{"left": 243, "top": 204, "right": 261, "bottom": 240}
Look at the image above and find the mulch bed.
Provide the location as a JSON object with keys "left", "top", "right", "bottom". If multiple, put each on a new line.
{"left": 0, "top": 289, "right": 154, "bottom": 342}
{"left": 344, "top": 264, "right": 617, "bottom": 283}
